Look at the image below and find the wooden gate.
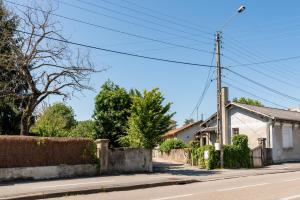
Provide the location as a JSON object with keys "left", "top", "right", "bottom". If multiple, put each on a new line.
{"left": 251, "top": 146, "right": 264, "bottom": 167}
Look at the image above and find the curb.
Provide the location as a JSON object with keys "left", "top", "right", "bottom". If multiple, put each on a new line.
{"left": 2, "top": 179, "right": 199, "bottom": 200}
{"left": 3, "top": 168, "right": 300, "bottom": 200}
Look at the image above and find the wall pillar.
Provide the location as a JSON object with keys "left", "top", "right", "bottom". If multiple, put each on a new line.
{"left": 221, "top": 87, "right": 229, "bottom": 145}
{"left": 258, "top": 138, "right": 267, "bottom": 166}
{"left": 95, "top": 139, "right": 109, "bottom": 175}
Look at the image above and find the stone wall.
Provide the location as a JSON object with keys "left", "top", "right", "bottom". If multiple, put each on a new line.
{"left": 96, "top": 140, "right": 153, "bottom": 174}
{"left": 0, "top": 164, "right": 97, "bottom": 182}
{"left": 152, "top": 149, "right": 190, "bottom": 164}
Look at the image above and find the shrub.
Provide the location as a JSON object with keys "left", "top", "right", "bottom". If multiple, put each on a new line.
{"left": 224, "top": 134, "right": 251, "bottom": 168}
{"left": 191, "top": 145, "right": 217, "bottom": 170}
{"left": 159, "top": 138, "right": 186, "bottom": 153}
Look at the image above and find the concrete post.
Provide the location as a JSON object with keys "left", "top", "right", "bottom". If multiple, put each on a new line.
{"left": 221, "top": 87, "right": 229, "bottom": 145}
{"left": 258, "top": 138, "right": 267, "bottom": 166}
{"left": 95, "top": 139, "right": 109, "bottom": 174}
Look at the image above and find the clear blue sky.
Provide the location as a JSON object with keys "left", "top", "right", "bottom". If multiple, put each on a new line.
{"left": 12, "top": 0, "right": 300, "bottom": 126}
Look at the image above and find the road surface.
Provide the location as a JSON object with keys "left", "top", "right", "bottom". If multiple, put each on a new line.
{"left": 51, "top": 171, "right": 300, "bottom": 200}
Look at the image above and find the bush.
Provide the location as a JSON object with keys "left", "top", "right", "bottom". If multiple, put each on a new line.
{"left": 159, "top": 139, "right": 186, "bottom": 153}
{"left": 191, "top": 145, "right": 217, "bottom": 170}
{"left": 224, "top": 134, "right": 251, "bottom": 168}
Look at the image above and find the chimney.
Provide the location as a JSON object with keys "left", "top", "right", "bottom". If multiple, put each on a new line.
{"left": 221, "top": 87, "right": 230, "bottom": 145}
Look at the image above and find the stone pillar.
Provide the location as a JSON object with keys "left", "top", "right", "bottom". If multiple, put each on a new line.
{"left": 221, "top": 87, "right": 229, "bottom": 145}
{"left": 95, "top": 139, "right": 109, "bottom": 174}
{"left": 258, "top": 138, "right": 267, "bottom": 166}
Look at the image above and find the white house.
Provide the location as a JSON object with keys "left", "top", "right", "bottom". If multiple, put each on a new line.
{"left": 197, "top": 87, "right": 300, "bottom": 163}
{"left": 162, "top": 121, "right": 202, "bottom": 144}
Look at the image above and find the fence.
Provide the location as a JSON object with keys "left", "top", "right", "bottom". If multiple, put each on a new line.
{"left": 0, "top": 136, "right": 96, "bottom": 168}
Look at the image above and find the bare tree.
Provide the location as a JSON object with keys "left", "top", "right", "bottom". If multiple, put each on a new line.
{"left": 0, "top": 4, "right": 97, "bottom": 135}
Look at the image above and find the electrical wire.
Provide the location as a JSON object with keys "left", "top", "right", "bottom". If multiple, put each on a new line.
{"left": 72, "top": 0, "right": 214, "bottom": 41}
{"left": 15, "top": 29, "right": 216, "bottom": 68}
{"left": 5, "top": 0, "right": 214, "bottom": 55}
{"left": 223, "top": 81, "right": 288, "bottom": 109}
{"left": 120, "top": 0, "right": 214, "bottom": 33}
{"left": 188, "top": 52, "right": 216, "bottom": 119}
{"left": 225, "top": 68, "right": 300, "bottom": 103}
{"left": 229, "top": 55, "right": 300, "bottom": 67}
{"left": 96, "top": 0, "right": 213, "bottom": 36}
{"left": 57, "top": 0, "right": 212, "bottom": 45}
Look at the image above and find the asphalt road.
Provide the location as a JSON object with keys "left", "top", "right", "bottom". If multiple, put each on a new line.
{"left": 52, "top": 171, "right": 300, "bottom": 200}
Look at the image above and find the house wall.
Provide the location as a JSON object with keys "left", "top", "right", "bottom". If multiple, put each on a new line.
{"left": 175, "top": 124, "right": 200, "bottom": 144}
{"left": 272, "top": 123, "right": 300, "bottom": 163}
{"left": 228, "top": 107, "right": 268, "bottom": 149}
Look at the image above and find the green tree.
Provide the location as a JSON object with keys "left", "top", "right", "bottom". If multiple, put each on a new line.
{"left": 93, "top": 80, "right": 132, "bottom": 147}
{"left": 233, "top": 97, "right": 264, "bottom": 107}
{"left": 0, "top": 2, "right": 24, "bottom": 134}
{"left": 31, "top": 103, "right": 76, "bottom": 137}
{"left": 184, "top": 118, "right": 194, "bottom": 125}
{"left": 169, "top": 119, "right": 177, "bottom": 130}
{"left": 120, "top": 88, "right": 175, "bottom": 149}
{"left": 71, "top": 120, "right": 95, "bottom": 139}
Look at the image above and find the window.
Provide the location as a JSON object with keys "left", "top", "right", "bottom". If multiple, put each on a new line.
{"left": 282, "top": 124, "right": 293, "bottom": 148}
{"left": 232, "top": 128, "right": 239, "bottom": 135}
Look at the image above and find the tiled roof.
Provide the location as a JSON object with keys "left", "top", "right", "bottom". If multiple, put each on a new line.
{"left": 230, "top": 102, "right": 300, "bottom": 122}
{"left": 162, "top": 121, "right": 202, "bottom": 138}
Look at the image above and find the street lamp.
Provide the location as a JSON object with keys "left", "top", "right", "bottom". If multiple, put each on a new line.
{"left": 215, "top": 5, "right": 246, "bottom": 168}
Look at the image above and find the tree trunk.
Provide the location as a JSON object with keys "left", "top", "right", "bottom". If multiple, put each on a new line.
{"left": 20, "top": 111, "right": 31, "bottom": 135}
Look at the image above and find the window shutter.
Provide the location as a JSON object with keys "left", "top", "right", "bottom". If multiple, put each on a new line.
{"left": 282, "top": 125, "right": 293, "bottom": 148}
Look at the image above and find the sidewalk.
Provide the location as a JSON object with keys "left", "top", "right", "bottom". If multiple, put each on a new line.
{"left": 2, "top": 160, "right": 300, "bottom": 200}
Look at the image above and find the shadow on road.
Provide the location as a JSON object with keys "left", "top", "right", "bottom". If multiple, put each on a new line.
{"left": 153, "top": 160, "right": 220, "bottom": 177}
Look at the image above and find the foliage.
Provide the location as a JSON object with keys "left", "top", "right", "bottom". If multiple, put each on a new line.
{"left": 191, "top": 145, "right": 217, "bottom": 170}
{"left": 71, "top": 120, "right": 96, "bottom": 139}
{"left": 184, "top": 118, "right": 195, "bottom": 125}
{"left": 233, "top": 97, "right": 264, "bottom": 107}
{"left": 0, "top": 4, "right": 96, "bottom": 135}
{"left": 188, "top": 141, "right": 201, "bottom": 149}
{"left": 93, "top": 80, "right": 132, "bottom": 147}
{"left": 224, "top": 134, "right": 251, "bottom": 168}
{"left": 119, "top": 88, "right": 175, "bottom": 149}
{"left": 159, "top": 139, "right": 186, "bottom": 153}
{"left": 0, "top": 2, "right": 23, "bottom": 135}
{"left": 169, "top": 119, "right": 177, "bottom": 130}
{"left": 31, "top": 103, "right": 76, "bottom": 137}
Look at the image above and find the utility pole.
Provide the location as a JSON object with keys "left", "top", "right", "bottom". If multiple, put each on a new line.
{"left": 215, "top": 31, "right": 224, "bottom": 168}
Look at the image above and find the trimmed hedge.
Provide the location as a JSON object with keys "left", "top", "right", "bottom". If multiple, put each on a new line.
{"left": 191, "top": 145, "right": 217, "bottom": 170}
{"left": 224, "top": 134, "right": 251, "bottom": 168}
{"left": 159, "top": 139, "right": 186, "bottom": 153}
{"left": 0, "top": 136, "right": 97, "bottom": 168}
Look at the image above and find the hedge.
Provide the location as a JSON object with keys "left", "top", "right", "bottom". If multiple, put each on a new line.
{"left": 0, "top": 136, "right": 97, "bottom": 168}
{"left": 224, "top": 134, "right": 251, "bottom": 168}
{"left": 191, "top": 145, "right": 217, "bottom": 170}
{"left": 159, "top": 139, "right": 186, "bottom": 153}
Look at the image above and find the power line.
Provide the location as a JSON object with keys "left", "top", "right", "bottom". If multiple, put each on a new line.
{"left": 15, "top": 29, "right": 216, "bottom": 68}
{"left": 223, "top": 37, "right": 300, "bottom": 81}
{"left": 96, "top": 0, "right": 213, "bottom": 36}
{"left": 189, "top": 52, "right": 216, "bottom": 119}
{"left": 57, "top": 0, "right": 212, "bottom": 45}
{"left": 229, "top": 55, "right": 300, "bottom": 67}
{"left": 121, "top": 0, "right": 213, "bottom": 33}
{"left": 225, "top": 68, "right": 300, "bottom": 103}
{"left": 223, "top": 81, "right": 288, "bottom": 109}
{"left": 72, "top": 0, "right": 214, "bottom": 42}
{"left": 5, "top": 0, "right": 214, "bottom": 55}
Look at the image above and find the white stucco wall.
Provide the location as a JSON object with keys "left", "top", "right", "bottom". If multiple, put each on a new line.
{"left": 272, "top": 123, "right": 300, "bottom": 163}
{"left": 228, "top": 107, "right": 268, "bottom": 149}
{"left": 175, "top": 124, "right": 200, "bottom": 144}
